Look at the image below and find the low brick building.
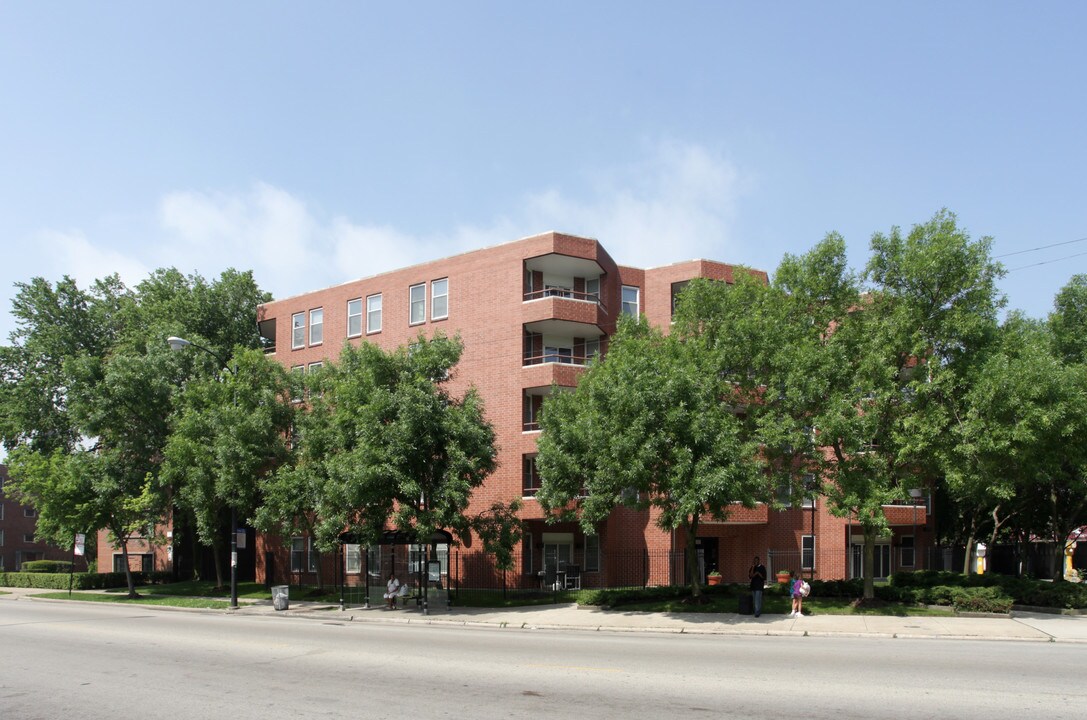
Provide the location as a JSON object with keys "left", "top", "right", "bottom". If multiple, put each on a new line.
{"left": 0, "top": 464, "right": 83, "bottom": 572}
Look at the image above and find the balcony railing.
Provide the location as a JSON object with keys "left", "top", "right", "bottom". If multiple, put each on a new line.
{"left": 523, "top": 287, "right": 602, "bottom": 304}
{"left": 522, "top": 350, "right": 597, "bottom": 367}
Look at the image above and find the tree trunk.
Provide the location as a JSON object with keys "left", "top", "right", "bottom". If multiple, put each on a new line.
{"left": 114, "top": 528, "right": 138, "bottom": 599}
{"left": 862, "top": 527, "right": 875, "bottom": 600}
{"left": 212, "top": 537, "right": 225, "bottom": 590}
{"left": 683, "top": 518, "right": 701, "bottom": 599}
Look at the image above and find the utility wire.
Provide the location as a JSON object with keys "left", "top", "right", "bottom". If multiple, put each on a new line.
{"left": 1007, "top": 250, "right": 1087, "bottom": 273}
{"left": 995, "top": 236, "right": 1087, "bottom": 259}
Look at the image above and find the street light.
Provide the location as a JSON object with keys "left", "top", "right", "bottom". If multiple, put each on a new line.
{"left": 909, "top": 488, "right": 923, "bottom": 570}
{"left": 168, "top": 335, "right": 239, "bottom": 609}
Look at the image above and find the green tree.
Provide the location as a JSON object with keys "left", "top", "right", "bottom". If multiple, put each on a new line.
{"left": 947, "top": 314, "right": 1087, "bottom": 579}
{"left": 1, "top": 268, "right": 271, "bottom": 596}
{"left": 536, "top": 315, "right": 767, "bottom": 599}
{"left": 162, "top": 347, "right": 294, "bottom": 589}
{"left": 257, "top": 334, "right": 521, "bottom": 580}
{"left": 1050, "top": 274, "right": 1087, "bottom": 365}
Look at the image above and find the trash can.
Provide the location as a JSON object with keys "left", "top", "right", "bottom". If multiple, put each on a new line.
{"left": 738, "top": 594, "right": 753, "bottom": 615}
{"left": 272, "top": 585, "right": 290, "bottom": 611}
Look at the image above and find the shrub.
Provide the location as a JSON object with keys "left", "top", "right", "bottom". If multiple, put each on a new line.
{"left": 0, "top": 570, "right": 173, "bottom": 590}
{"left": 21, "top": 560, "right": 73, "bottom": 574}
{"left": 950, "top": 586, "right": 1014, "bottom": 613}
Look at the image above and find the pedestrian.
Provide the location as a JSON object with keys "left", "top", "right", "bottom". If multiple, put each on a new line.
{"left": 790, "top": 571, "right": 804, "bottom": 617}
{"left": 383, "top": 571, "right": 400, "bottom": 609}
{"left": 748, "top": 556, "right": 766, "bottom": 618}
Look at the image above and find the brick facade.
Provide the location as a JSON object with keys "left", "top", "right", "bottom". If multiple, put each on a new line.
{"left": 0, "top": 464, "right": 85, "bottom": 571}
{"left": 254, "top": 231, "right": 932, "bottom": 587}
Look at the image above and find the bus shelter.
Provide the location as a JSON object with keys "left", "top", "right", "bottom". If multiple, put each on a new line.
{"left": 338, "top": 528, "right": 452, "bottom": 615}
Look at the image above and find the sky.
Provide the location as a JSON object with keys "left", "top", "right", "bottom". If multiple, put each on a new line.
{"left": 1, "top": 2, "right": 1085, "bottom": 347}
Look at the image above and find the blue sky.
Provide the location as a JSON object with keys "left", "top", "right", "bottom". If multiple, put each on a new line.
{"left": 1, "top": 2, "right": 1085, "bottom": 346}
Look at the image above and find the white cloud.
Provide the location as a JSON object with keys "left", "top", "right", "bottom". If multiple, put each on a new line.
{"left": 2, "top": 140, "right": 746, "bottom": 336}
{"left": 35, "top": 229, "right": 150, "bottom": 289}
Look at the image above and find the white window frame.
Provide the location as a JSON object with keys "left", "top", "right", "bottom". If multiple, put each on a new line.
{"left": 802, "top": 534, "right": 815, "bottom": 571}
{"left": 23, "top": 507, "right": 36, "bottom": 518}
{"left": 0, "top": 529, "right": 4, "bottom": 547}
{"left": 290, "top": 536, "right": 308, "bottom": 573}
{"left": 621, "top": 285, "right": 640, "bottom": 317}
{"left": 0, "top": 503, "right": 4, "bottom": 520}
{"left": 431, "top": 278, "right": 448, "bottom": 320}
{"left": 345, "top": 544, "right": 362, "bottom": 574}
{"left": 366, "top": 293, "right": 382, "bottom": 333}
{"left": 409, "top": 283, "right": 426, "bottom": 325}
{"left": 347, "top": 298, "right": 363, "bottom": 338}
{"left": 292, "top": 312, "right": 305, "bottom": 349}
{"left": 308, "top": 308, "right": 323, "bottom": 346}
{"left": 585, "top": 277, "right": 600, "bottom": 302}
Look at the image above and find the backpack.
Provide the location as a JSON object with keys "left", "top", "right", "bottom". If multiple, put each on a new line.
{"left": 800, "top": 580, "right": 811, "bottom": 597}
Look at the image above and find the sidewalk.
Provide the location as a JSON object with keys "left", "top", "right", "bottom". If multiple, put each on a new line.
{"left": 243, "top": 594, "right": 1087, "bottom": 643}
{"left": 5, "top": 587, "right": 1087, "bottom": 642}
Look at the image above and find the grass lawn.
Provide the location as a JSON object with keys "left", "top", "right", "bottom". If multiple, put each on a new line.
{"left": 31, "top": 591, "right": 235, "bottom": 609}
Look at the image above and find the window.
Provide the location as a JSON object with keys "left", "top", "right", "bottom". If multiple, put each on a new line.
{"left": 409, "top": 283, "right": 426, "bottom": 324}
{"left": 901, "top": 536, "right": 915, "bottom": 568}
{"left": 292, "top": 312, "right": 305, "bottom": 349}
{"left": 367, "top": 545, "right": 381, "bottom": 578}
{"left": 24, "top": 533, "right": 35, "bottom": 543}
{"left": 0, "top": 529, "right": 4, "bottom": 546}
{"left": 523, "top": 537, "right": 534, "bottom": 575}
{"left": 621, "top": 286, "right": 640, "bottom": 317}
{"left": 23, "top": 507, "right": 36, "bottom": 518}
{"left": 290, "top": 365, "right": 304, "bottom": 403}
{"left": 802, "top": 535, "right": 815, "bottom": 571}
{"left": 113, "top": 554, "right": 126, "bottom": 573}
{"left": 366, "top": 294, "right": 382, "bottom": 333}
{"left": 345, "top": 544, "right": 362, "bottom": 574}
{"left": 583, "top": 338, "right": 601, "bottom": 363}
{"left": 584, "top": 534, "right": 601, "bottom": 572}
{"left": 308, "top": 361, "right": 323, "bottom": 372}
{"left": 290, "top": 537, "right": 307, "bottom": 573}
{"left": 544, "top": 346, "right": 573, "bottom": 364}
{"left": 0, "top": 503, "right": 4, "bottom": 520}
{"left": 347, "top": 298, "right": 363, "bottom": 338}
{"left": 522, "top": 454, "right": 541, "bottom": 496}
{"left": 431, "top": 278, "right": 448, "bottom": 320}
{"left": 585, "top": 277, "right": 600, "bottom": 302}
{"left": 309, "top": 308, "right": 323, "bottom": 345}
{"left": 523, "top": 393, "right": 543, "bottom": 432}
{"left": 671, "top": 280, "right": 690, "bottom": 318}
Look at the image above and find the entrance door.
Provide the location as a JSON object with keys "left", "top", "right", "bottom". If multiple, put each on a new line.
{"left": 695, "top": 537, "right": 720, "bottom": 582}
{"left": 851, "top": 541, "right": 892, "bottom": 580}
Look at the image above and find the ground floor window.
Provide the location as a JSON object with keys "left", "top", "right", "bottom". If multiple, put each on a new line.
{"left": 802, "top": 535, "right": 815, "bottom": 571}
{"left": 111, "top": 553, "right": 152, "bottom": 573}
{"left": 344, "top": 544, "right": 361, "bottom": 574}
{"left": 584, "top": 534, "right": 600, "bottom": 572}
{"left": 901, "top": 535, "right": 915, "bottom": 568}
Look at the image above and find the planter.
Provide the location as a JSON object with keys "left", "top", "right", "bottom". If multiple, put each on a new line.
{"left": 776, "top": 572, "right": 791, "bottom": 584}
{"left": 707, "top": 574, "right": 722, "bottom": 586}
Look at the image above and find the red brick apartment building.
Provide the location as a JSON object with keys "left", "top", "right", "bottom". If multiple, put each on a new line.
{"left": 249, "top": 231, "right": 932, "bottom": 588}
{"left": 0, "top": 464, "right": 82, "bottom": 572}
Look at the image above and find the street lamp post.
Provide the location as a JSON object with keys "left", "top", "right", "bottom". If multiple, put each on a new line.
{"left": 909, "top": 487, "right": 923, "bottom": 570}
{"left": 168, "top": 336, "right": 239, "bottom": 609}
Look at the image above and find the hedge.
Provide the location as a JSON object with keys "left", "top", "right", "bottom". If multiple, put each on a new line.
{"left": 21, "top": 560, "right": 73, "bottom": 574}
{"left": 0, "top": 571, "right": 173, "bottom": 590}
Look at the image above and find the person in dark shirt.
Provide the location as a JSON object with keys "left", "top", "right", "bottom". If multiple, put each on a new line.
{"left": 748, "top": 557, "right": 766, "bottom": 618}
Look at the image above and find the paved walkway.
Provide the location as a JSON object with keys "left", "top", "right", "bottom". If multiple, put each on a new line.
{"left": 5, "top": 587, "right": 1087, "bottom": 642}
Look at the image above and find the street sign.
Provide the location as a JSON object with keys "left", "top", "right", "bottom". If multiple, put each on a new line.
{"left": 74, "top": 533, "right": 85, "bottom": 557}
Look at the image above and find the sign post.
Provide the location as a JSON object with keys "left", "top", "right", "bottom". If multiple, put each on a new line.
{"left": 69, "top": 533, "right": 85, "bottom": 597}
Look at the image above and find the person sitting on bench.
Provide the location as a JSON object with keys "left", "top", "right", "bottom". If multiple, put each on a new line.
{"left": 383, "top": 572, "right": 400, "bottom": 609}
